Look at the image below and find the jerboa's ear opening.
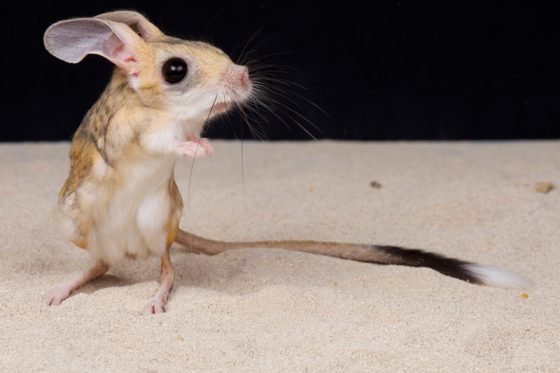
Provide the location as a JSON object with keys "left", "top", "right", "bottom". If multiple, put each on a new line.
{"left": 43, "top": 18, "right": 145, "bottom": 72}
{"left": 95, "top": 10, "right": 164, "bottom": 41}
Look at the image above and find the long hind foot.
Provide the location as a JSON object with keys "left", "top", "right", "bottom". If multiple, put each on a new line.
{"left": 44, "top": 261, "right": 109, "bottom": 306}
{"left": 143, "top": 249, "right": 175, "bottom": 315}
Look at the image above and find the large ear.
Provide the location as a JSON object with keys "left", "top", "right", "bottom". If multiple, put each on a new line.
{"left": 43, "top": 18, "right": 145, "bottom": 72}
{"left": 95, "top": 10, "right": 164, "bottom": 41}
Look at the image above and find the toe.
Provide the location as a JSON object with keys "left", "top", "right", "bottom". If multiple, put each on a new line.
{"left": 143, "top": 300, "right": 166, "bottom": 315}
{"left": 44, "top": 288, "right": 70, "bottom": 306}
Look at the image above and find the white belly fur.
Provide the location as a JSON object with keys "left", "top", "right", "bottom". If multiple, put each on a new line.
{"left": 78, "top": 155, "right": 176, "bottom": 264}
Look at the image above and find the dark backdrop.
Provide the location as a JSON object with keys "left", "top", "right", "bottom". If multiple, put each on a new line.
{"left": 3, "top": 1, "right": 560, "bottom": 141}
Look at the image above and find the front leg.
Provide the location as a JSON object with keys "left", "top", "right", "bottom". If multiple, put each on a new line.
{"left": 143, "top": 248, "right": 175, "bottom": 314}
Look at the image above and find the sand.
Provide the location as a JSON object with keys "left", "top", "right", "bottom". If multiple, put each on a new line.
{"left": 0, "top": 140, "right": 559, "bottom": 372}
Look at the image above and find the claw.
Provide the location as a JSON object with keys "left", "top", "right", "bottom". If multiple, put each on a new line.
{"left": 143, "top": 298, "right": 166, "bottom": 315}
{"left": 44, "top": 286, "right": 71, "bottom": 306}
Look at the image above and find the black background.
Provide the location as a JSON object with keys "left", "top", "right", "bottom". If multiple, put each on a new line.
{"left": 3, "top": 1, "right": 560, "bottom": 141}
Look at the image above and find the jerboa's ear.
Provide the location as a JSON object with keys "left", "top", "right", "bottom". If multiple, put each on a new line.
{"left": 43, "top": 18, "right": 145, "bottom": 72}
{"left": 95, "top": 10, "right": 164, "bottom": 41}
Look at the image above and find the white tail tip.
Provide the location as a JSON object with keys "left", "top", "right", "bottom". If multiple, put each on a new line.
{"left": 465, "top": 264, "right": 533, "bottom": 289}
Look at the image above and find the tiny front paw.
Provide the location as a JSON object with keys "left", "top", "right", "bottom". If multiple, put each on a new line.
{"left": 195, "top": 138, "right": 214, "bottom": 155}
{"left": 175, "top": 138, "right": 214, "bottom": 158}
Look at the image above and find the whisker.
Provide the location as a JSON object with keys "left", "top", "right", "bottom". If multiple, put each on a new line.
{"left": 252, "top": 75, "right": 309, "bottom": 92}
{"left": 240, "top": 124, "right": 245, "bottom": 198}
{"left": 248, "top": 92, "right": 318, "bottom": 139}
{"left": 248, "top": 95, "right": 294, "bottom": 132}
{"left": 259, "top": 94, "right": 323, "bottom": 135}
{"left": 243, "top": 83, "right": 321, "bottom": 138}
{"left": 242, "top": 51, "right": 295, "bottom": 64}
{"left": 228, "top": 87, "right": 268, "bottom": 140}
{"left": 222, "top": 92, "right": 246, "bottom": 197}
{"left": 186, "top": 94, "right": 219, "bottom": 248}
{"left": 242, "top": 101, "right": 272, "bottom": 125}
{"left": 236, "top": 20, "right": 274, "bottom": 64}
{"left": 205, "top": 7, "right": 223, "bottom": 34}
{"left": 246, "top": 61, "right": 306, "bottom": 75}
{"left": 252, "top": 79, "right": 329, "bottom": 120}
{"left": 239, "top": 32, "right": 294, "bottom": 65}
{"left": 231, "top": 35, "right": 329, "bottom": 142}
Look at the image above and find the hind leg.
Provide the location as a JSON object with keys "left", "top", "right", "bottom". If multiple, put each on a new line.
{"left": 44, "top": 260, "right": 109, "bottom": 306}
{"left": 143, "top": 248, "right": 175, "bottom": 315}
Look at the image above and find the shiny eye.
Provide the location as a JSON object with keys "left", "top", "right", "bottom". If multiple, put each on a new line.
{"left": 162, "top": 58, "right": 188, "bottom": 84}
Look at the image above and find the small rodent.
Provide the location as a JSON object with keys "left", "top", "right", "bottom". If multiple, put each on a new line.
{"left": 43, "top": 11, "right": 531, "bottom": 314}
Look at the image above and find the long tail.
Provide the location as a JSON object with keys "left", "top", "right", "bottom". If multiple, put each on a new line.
{"left": 174, "top": 230, "right": 531, "bottom": 288}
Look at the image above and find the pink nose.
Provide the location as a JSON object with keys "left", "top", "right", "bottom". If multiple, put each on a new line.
{"left": 231, "top": 64, "right": 250, "bottom": 86}
{"left": 238, "top": 66, "right": 250, "bottom": 85}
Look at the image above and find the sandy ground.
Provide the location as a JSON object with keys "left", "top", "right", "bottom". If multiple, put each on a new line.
{"left": 0, "top": 140, "right": 559, "bottom": 372}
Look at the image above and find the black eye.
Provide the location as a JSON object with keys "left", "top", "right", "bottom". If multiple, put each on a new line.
{"left": 162, "top": 58, "right": 188, "bottom": 84}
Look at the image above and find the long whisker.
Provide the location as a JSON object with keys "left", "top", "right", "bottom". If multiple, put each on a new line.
{"left": 253, "top": 75, "right": 310, "bottom": 94}
{"left": 262, "top": 102, "right": 318, "bottom": 140}
{"left": 228, "top": 87, "right": 268, "bottom": 140}
{"left": 222, "top": 92, "right": 246, "bottom": 197}
{"left": 236, "top": 20, "right": 274, "bottom": 64}
{"left": 247, "top": 94, "right": 293, "bottom": 132}
{"left": 186, "top": 94, "right": 219, "bottom": 248}
{"left": 205, "top": 7, "right": 223, "bottom": 34}
{"left": 221, "top": 93, "right": 239, "bottom": 139}
{"left": 237, "top": 103, "right": 268, "bottom": 140}
{"left": 240, "top": 121, "right": 245, "bottom": 198}
{"left": 245, "top": 61, "right": 306, "bottom": 75}
{"left": 241, "top": 101, "right": 272, "bottom": 126}
{"left": 252, "top": 80, "right": 329, "bottom": 125}
{"left": 248, "top": 92, "right": 318, "bottom": 139}
{"left": 242, "top": 51, "right": 295, "bottom": 65}
{"left": 258, "top": 94, "right": 323, "bottom": 135}
{"left": 235, "top": 34, "right": 329, "bottom": 141}
{"left": 239, "top": 32, "right": 294, "bottom": 64}
{"left": 227, "top": 86, "right": 276, "bottom": 130}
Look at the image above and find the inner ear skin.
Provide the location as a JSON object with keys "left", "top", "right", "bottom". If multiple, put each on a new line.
{"left": 94, "top": 11, "right": 164, "bottom": 41}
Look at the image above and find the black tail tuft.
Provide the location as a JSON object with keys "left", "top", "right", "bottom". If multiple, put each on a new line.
{"left": 374, "top": 245, "right": 484, "bottom": 285}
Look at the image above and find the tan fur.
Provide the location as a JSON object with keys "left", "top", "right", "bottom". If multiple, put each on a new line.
{"left": 166, "top": 176, "right": 183, "bottom": 247}
{"left": 57, "top": 71, "right": 142, "bottom": 248}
